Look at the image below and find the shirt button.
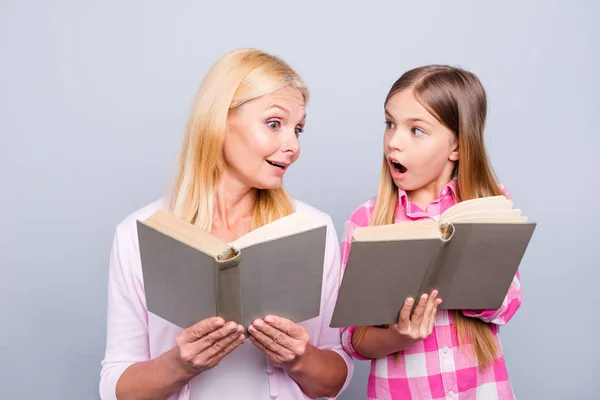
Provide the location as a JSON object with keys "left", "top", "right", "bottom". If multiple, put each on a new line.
{"left": 266, "top": 369, "right": 273, "bottom": 375}
{"left": 448, "top": 390, "right": 455, "bottom": 398}
{"left": 270, "top": 394, "right": 278, "bottom": 399}
{"left": 443, "top": 346, "right": 449, "bottom": 354}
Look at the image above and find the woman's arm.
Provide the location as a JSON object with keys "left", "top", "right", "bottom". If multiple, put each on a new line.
{"left": 116, "top": 319, "right": 244, "bottom": 400}
{"left": 249, "top": 317, "right": 348, "bottom": 398}
{"left": 247, "top": 214, "right": 353, "bottom": 398}
{"left": 100, "top": 228, "right": 243, "bottom": 400}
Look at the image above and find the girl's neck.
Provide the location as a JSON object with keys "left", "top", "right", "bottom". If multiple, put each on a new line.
{"left": 406, "top": 176, "right": 454, "bottom": 212}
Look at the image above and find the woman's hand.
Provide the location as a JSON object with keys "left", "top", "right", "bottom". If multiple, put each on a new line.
{"left": 390, "top": 290, "right": 442, "bottom": 347}
{"left": 247, "top": 315, "right": 310, "bottom": 372}
{"left": 174, "top": 317, "right": 245, "bottom": 375}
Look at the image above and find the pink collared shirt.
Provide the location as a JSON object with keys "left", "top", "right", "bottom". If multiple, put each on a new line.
{"left": 99, "top": 197, "right": 353, "bottom": 400}
{"left": 340, "top": 180, "right": 521, "bottom": 400}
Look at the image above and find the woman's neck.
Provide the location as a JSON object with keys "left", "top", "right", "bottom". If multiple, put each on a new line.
{"left": 211, "top": 170, "right": 256, "bottom": 241}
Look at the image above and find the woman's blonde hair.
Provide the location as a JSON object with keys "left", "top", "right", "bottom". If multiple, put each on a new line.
{"left": 372, "top": 65, "right": 503, "bottom": 369}
{"left": 169, "top": 48, "right": 309, "bottom": 231}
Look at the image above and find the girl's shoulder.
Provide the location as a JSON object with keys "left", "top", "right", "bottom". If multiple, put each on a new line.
{"left": 344, "top": 195, "right": 379, "bottom": 228}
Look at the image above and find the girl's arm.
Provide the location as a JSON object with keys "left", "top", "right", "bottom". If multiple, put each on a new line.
{"left": 338, "top": 204, "right": 440, "bottom": 360}
{"left": 462, "top": 271, "right": 522, "bottom": 325}
{"left": 350, "top": 292, "right": 440, "bottom": 359}
{"left": 462, "top": 185, "right": 521, "bottom": 325}
{"left": 339, "top": 206, "right": 371, "bottom": 360}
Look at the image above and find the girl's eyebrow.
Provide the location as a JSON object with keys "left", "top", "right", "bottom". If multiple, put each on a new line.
{"left": 385, "top": 109, "right": 433, "bottom": 127}
{"left": 406, "top": 117, "right": 433, "bottom": 127}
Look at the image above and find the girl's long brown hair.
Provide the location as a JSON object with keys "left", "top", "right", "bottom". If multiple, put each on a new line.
{"left": 372, "top": 65, "right": 503, "bottom": 369}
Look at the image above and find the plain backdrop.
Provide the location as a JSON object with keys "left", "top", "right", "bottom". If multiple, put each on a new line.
{"left": 1, "top": 0, "right": 598, "bottom": 399}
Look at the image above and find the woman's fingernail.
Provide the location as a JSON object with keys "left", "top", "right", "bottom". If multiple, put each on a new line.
{"left": 254, "top": 320, "right": 263, "bottom": 328}
{"left": 406, "top": 298, "right": 414, "bottom": 306}
{"left": 248, "top": 325, "right": 255, "bottom": 333}
{"left": 227, "top": 322, "right": 237, "bottom": 331}
{"left": 265, "top": 316, "right": 274, "bottom": 323}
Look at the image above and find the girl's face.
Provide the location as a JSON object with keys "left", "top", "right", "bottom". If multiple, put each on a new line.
{"left": 222, "top": 86, "right": 305, "bottom": 190}
{"left": 384, "top": 89, "right": 459, "bottom": 194}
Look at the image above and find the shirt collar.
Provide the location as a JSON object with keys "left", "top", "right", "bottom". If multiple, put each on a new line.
{"left": 398, "top": 178, "right": 457, "bottom": 206}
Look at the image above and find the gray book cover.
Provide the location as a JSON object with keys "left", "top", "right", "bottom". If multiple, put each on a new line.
{"left": 137, "top": 221, "right": 327, "bottom": 330}
{"left": 330, "top": 222, "right": 536, "bottom": 328}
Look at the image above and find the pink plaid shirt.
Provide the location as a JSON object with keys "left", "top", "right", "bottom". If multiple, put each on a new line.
{"left": 340, "top": 179, "right": 521, "bottom": 400}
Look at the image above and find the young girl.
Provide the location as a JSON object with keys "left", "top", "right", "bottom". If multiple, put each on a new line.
{"left": 340, "top": 65, "right": 521, "bottom": 400}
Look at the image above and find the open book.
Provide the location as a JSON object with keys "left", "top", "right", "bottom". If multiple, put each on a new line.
{"left": 330, "top": 195, "right": 536, "bottom": 328}
{"left": 136, "top": 209, "right": 327, "bottom": 331}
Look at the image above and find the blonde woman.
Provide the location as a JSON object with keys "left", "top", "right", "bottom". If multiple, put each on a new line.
{"left": 99, "top": 49, "right": 353, "bottom": 400}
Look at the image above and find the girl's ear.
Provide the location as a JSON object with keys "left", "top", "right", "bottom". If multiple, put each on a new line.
{"left": 448, "top": 135, "right": 460, "bottom": 161}
{"left": 449, "top": 141, "right": 459, "bottom": 161}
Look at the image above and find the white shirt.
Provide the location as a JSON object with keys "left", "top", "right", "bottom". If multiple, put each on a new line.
{"left": 99, "top": 197, "right": 354, "bottom": 399}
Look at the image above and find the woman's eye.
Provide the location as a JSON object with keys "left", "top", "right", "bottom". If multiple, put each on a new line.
{"left": 385, "top": 121, "right": 395, "bottom": 129}
{"left": 412, "top": 127, "right": 425, "bottom": 136}
{"left": 267, "top": 120, "right": 281, "bottom": 130}
{"left": 295, "top": 127, "right": 304, "bottom": 137}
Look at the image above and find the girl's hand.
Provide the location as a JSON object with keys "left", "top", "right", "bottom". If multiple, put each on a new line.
{"left": 248, "top": 315, "right": 310, "bottom": 372}
{"left": 174, "top": 317, "right": 245, "bottom": 375}
{"left": 391, "top": 290, "right": 442, "bottom": 346}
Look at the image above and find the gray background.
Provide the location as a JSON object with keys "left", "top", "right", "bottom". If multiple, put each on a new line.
{"left": 1, "top": 0, "right": 597, "bottom": 399}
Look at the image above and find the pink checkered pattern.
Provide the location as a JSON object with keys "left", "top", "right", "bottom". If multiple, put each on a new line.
{"left": 340, "top": 179, "right": 521, "bottom": 400}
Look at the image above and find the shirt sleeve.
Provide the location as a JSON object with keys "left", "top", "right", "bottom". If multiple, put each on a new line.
{"left": 461, "top": 271, "right": 522, "bottom": 325}
{"left": 99, "top": 228, "right": 151, "bottom": 400}
{"left": 339, "top": 206, "right": 371, "bottom": 361}
{"left": 311, "top": 215, "right": 355, "bottom": 398}
{"left": 462, "top": 185, "right": 523, "bottom": 325}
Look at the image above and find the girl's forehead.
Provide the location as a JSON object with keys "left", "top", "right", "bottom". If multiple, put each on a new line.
{"left": 386, "top": 90, "right": 437, "bottom": 123}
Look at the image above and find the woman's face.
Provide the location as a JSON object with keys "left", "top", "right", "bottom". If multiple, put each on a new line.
{"left": 222, "top": 86, "right": 305, "bottom": 190}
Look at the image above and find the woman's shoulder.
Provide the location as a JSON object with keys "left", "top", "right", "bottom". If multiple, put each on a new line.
{"left": 112, "top": 197, "right": 170, "bottom": 248}
{"left": 292, "top": 199, "right": 334, "bottom": 225}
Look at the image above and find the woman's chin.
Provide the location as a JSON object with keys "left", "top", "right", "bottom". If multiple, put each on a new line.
{"left": 246, "top": 177, "right": 284, "bottom": 191}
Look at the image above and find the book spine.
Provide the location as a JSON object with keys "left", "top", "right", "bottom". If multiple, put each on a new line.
{"left": 215, "top": 248, "right": 243, "bottom": 325}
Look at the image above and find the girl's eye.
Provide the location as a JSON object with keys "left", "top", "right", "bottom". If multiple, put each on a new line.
{"left": 294, "top": 127, "right": 304, "bottom": 137}
{"left": 385, "top": 121, "right": 395, "bottom": 129}
{"left": 412, "top": 127, "right": 425, "bottom": 136}
{"left": 267, "top": 120, "right": 281, "bottom": 130}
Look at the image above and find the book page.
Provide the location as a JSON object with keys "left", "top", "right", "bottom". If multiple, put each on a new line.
{"left": 447, "top": 216, "right": 528, "bottom": 223}
{"left": 352, "top": 219, "right": 440, "bottom": 242}
{"left": 143, "top": 210, "right": 230, "bottom": 258}
{"left": 231, "top": 211, "right": 324, "bottom": 249}
{"left": 448, "top": 209, "right": 523, "bottom": 223}
{"left": 440, "top": 196, "right": 514, "bottom": 225}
